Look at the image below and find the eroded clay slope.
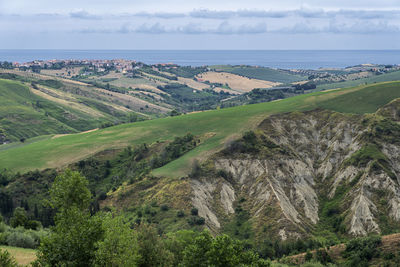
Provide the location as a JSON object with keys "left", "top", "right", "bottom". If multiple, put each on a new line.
{"left": 190, "top": 108, "right": 400, "bottom": 240}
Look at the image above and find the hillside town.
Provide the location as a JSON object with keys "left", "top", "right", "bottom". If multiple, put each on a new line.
{"left": 3, "top": 59, "right": 181, "bottom": 74}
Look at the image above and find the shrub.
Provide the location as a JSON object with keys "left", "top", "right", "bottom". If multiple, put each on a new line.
{"left": 342, "top": 235, "right": 381, "bottom": 266}
{"left": 6, "top": 231, "right": 36, "bottom": 248}
{"left": 177, "top": 210, "right": 185, "bottom": 218}
{"left": 196, "top": 217, "right": 205, "bottom": 225}
{"left": 187, "top": 216, "right": 205, "bottom": 226}
{"left": 191, "top": 208, "right": 199, "bottom": 216}
{"left": 315, "top": 249, "right": 331, "bottom": 264}
{"left": 305, "top": 250, "right": 313, "bottom": 262}
{"left": 160, "top": 205, "right": 169, "bottom": 211}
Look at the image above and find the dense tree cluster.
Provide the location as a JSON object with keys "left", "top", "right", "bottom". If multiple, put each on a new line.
{"left": 33, "top": 170, "right": 269, "bottom": 267}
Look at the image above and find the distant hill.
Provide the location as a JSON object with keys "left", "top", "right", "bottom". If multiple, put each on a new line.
{"left": 1, "top": 81, "right": 399, "bottom": 173}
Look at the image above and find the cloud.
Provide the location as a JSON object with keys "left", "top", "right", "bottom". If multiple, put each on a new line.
{"left": 328, "top": 21, "right": 400, "bottom": 33}
{"left": 69, "top": 10, "right": 101, "bottom": 19}
{"left": 277, "top": 21, "right": 400, "bottom": 34}
{"left": 278, "top": 23, "right": 322, "bottom": 34}
{"left": 335, "top": 9, "right": 400, "bottom": 19}
{"left": 190, "top": 9, "right": 235, "bottom": 19}
{"left": 188, "top": 8, "right": 400, "bottom": 20}
{"left": 236, "top": 9, "right": 288, "bottom": 18}
{"left": 6, "top": 8, "right": 400, "bottom": 22}
{"left": 77, "top": 21, "right": 267, "bottom": 35}
{"left": 213, "top": 21, "right": 267, "bottom": 34}
{"left": 294, "top": 8, "right": 327, "bottom": 18}
{"left": 133, "top": 12, "right": 185, "bottom": 19}
{"left": 135, "top": 23, "right": 168, "bottom": 34}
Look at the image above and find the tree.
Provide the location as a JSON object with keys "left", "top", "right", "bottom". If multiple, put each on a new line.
{"left": 36, "top": 207, "right": 104, "bottom": 267}
{"left": 165, "top": 230, "right": 199, "bottom": 266}
{"left": 136, "top": 224, "right": 173, "bottom": 267}
{"left": 94, "top": 215, "right": 141, "bottom": 267}
{"left": 35, "top": 170, "right": 104, "bottom": 267}
{"left": 182, "top": 231, "right": 269, "bottom": 267}
{"left": 48, "top": 169, "right": 91, "bottom": 212}
{"left": 9, "top": 207, "right": 28, "bottom": 228}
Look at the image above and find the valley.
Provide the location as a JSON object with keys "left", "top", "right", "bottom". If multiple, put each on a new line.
{"left": 1, "top": 61, "right": 400, "bottom": 266}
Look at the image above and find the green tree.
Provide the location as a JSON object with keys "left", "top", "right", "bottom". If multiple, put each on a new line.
{"left": 136, "top": 224, "right": 173, "bottom": 267}
{"left": 36, "top": 208, "right": 103, "bottom": 266}
{"left": 94, "top": 215, "right": 141, "bottom": 267}
{"left": 9, "top": 207, "right": 28, "bottom": 228}
{"left": 182, "top": 231, "right": 269, "bottom": 267}
{"left": 165, "top": 230, "right": 199, "bottom": 266}
{"left": 181, "top": 231, "right": 213, "bottom": 267}
{"left": 48, "top": 169, "right": 91, "bottom": 212}
{"left": 35, "top": 170, "right": 104, "bottom": 267}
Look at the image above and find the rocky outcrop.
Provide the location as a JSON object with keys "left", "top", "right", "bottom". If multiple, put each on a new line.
{"left": 190, "top": 109, "right": 400, "bottom": 240}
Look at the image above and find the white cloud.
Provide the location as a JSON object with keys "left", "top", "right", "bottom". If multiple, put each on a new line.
{"left": 77, "top": 21, "right": 267, "bottom": 35}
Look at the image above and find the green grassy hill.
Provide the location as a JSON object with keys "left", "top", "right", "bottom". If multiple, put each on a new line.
{"left": 1, "top": 81, "right": 399, "bottom": 174}
{"left": 317, "top": 70, "right": 400, "bottom": 90}
{"left": 0, "top": 79, "right": 76, "bottom": 141}
{"left": 0, "top": 75, "right": 150, "bottom": 143}
{"left": 319, "top": 81, "right": 400, "bottom": 114}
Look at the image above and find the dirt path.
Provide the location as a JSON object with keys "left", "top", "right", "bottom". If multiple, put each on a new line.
{"left": 52, "top": 128, "right": 99, "bottom": 139}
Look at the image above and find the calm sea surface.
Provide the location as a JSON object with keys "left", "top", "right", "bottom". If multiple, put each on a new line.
{"left": 0, "top": 50, "right": 399, "bottom": 69}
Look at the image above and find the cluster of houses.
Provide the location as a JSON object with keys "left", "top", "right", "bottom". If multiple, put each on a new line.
{"left": 11, "top": 59, "right": 141, "bottom": 73}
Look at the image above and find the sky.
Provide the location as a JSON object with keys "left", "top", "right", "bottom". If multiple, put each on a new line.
{"left": 0, "top": 0, "right": 399, "bottom": 49}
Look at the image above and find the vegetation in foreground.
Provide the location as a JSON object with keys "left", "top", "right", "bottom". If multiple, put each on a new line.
{"left": 31, "top": 170, "right": 269, "bottom": 267}
{"left": 1, "top": 170, "right": 399, "bottom": 266}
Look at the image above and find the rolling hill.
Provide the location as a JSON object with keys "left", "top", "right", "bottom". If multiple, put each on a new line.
{"left": 1, "top": 81, "right": 399, "bottom": 174}
{"left": 0, "top": 78, "right": 134, "bottom": 143}
{"left": 1, "top": 79, "right": 400, "bottom": 265}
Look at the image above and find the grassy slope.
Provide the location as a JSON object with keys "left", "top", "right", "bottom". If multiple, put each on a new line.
{"left": 0, "top": 79, "right": 75, "bottom": 141}
{"left": 1, "top": 81, "right": 399, "bottom": 175}
{"left": 317, "top": 70, "right": 400, "bottom": 90}
{"left": 0, "top": 77, "right": 143, "bottom": 142}
{"left": 212, "top": 65, "right": 306, "bottom": 83}
{"left": 319, "top": 82, "right": 400, "bottom": 114}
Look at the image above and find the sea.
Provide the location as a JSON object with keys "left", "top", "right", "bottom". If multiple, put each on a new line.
{"left": 0, "top": 50, "right": 399, "bottom": 70}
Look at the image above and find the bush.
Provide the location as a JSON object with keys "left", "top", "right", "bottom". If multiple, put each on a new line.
{"left": 342, "top": 235, "right": 381, "bottom": 266}
{"left": 177, "top": 210, "right": 185, "bottom": 218}
{"left": 160, "top": 205, "right": 169, "bottom": 211}
{"left": 191, "top": 208, "right": 198, "bottom": 216}
{"left": 315, "top": 249, "right": 331, "bottom": 264}
{"left": 305, "top": 250, "right": 313, "bottom": 262}
{"left": 6, "top": 231, "right": 36, "bottom": 248}
{"left": 187, "top": 216, "right": 206, "bottom": 226}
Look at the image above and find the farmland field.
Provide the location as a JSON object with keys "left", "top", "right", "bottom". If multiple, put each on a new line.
{"left": 212, "top": 65, "right": 307, "bottom": 83}
{"left": 317, "top": 70, "right": 400, "bottom": 90}
{"left": 196, "top": 71, "right": 280, "bottom": 93}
